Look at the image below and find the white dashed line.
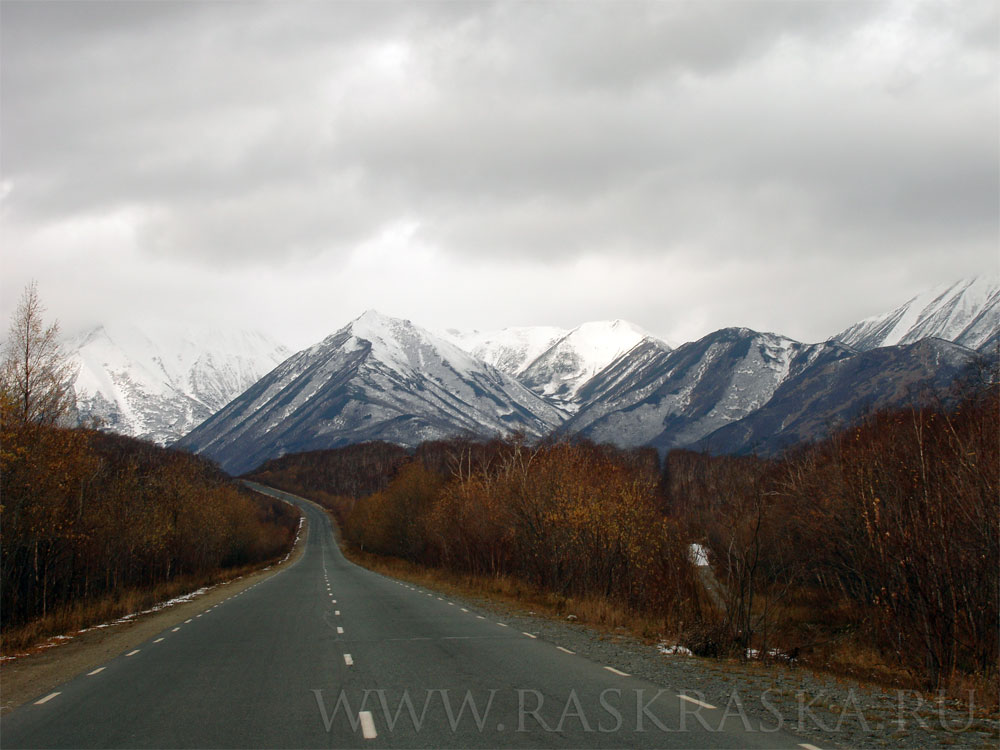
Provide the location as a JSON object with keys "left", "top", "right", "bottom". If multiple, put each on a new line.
{"left": 154, "top": 638, "right": 165, "bottom": 643}
{"left": 522, "top": 632, "right": 537, "bottom": 639}
{"left": 359, "top": 710, "right": 377, "bottom": 739}
{"left": 88, "top": 667, "right": 105, "bottom": 676}
{"left": 34, "top": 692, "right": 60, "bottom": 705}
{"left": 344, "top": 653, "right": 354, "bottom": 666}
{"left": 448, "top": 602, "right": 455, "bottom": 606}
{"left": 557, "top": 646, "right": 575, "bottom": 654}
{"left": 335, "top": 610, "right": 340, "bottom": 616}
{"left": 679, "top": 694, "right": 716, "bottom": 709}
{"left": 497, "top": 623, "right": 508, "bottom": 627}
{"left": 172, "top": 627, "right": 180, "bottom": 632}
{"left": 605, "top": 666, "right": 629, "bottom": 676}
{"left": 337, "top": 626, "right": 344, "bottom": 634}
{"left": 799, "top": 745, "right": 824, "bottom": 750}
{"left": 460, "top": 608, "right": 468, "bottom": 612}
{"left": 184, "top": 619, "right": 192, "bottom": 624}
{"left": 476, "top": 615, "right": 485, "bottom": 620}
{"left": 126, "top": 649, "right": 140, "bottom": 657}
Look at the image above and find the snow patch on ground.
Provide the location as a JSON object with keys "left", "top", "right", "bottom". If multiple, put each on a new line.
{"left": 658, "top": 643, "right": 694, "bottom": 656}
{"left": 688, "top": 543, "right": 711, "bottom": 566}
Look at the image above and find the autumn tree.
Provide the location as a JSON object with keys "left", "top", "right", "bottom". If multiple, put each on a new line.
{"left": 0, "top": 281, "right": 74, "bottom": 426}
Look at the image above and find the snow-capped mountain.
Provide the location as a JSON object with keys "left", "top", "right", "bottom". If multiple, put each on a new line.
{"left": 446, "top": 319, "right": 670, "bottom": 411}
{"left": 835, "top": 276, "right": 1000, "bottom": 351}
{"left": 518, "top": 321, "right": 665, "bottom": 409}
{"left": 699, "top": 338, "right": 979, "bottom": 455}
{"left": 564, "top": 328, "right": 854, "bottom": 451}
{"left": 443, "top": 326, "right": 568, "bottom": 376}
{"left": 67, "top": 323, "right": 290, "bottom": 445}
{"left": 176, "top": 311, "right": 568, "bottom": 475}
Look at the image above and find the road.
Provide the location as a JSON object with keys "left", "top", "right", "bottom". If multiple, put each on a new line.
{"left": 2, "top": 484, "right": 818, "bottom": 749}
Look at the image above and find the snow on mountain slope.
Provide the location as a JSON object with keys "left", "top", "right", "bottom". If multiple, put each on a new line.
{"left": 517, "top": 320, "right": 667, "bottom": 409}
{"left": 176, "top": 311, "right": 568, "bottom": 475}
{"left": 699, "top": 338, "right": 979, "bottom": 456}
{"left": 443, "top": 326, "right": 568, "bottom": 376}
{"left": 67, "top": 323, "right": 290, "bottom": 445}
{"left": 565, "top": 328, "right": 854, "bottom": 450}
{"left": 835, "top": 277, "right": 1000, "bottom": 351}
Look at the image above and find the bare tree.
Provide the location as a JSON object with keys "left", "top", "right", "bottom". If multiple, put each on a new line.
{"left": 0, "top": 281, "right": 74, "bottom": 426}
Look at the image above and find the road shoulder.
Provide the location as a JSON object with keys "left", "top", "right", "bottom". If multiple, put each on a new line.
{"left": 0, "top": 512, "right": 308, "bottom": 716}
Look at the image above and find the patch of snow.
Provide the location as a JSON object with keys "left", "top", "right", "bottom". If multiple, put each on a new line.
{"left": 689, "top": 543, "right": 711, "bottom": 566}
{"left": 659, "top": 643, "right": 694, "bottom": 656}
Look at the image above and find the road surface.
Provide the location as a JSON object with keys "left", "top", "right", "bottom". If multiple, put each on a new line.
{"left": 2, "top": 484, "right": 819, "bottom": 748}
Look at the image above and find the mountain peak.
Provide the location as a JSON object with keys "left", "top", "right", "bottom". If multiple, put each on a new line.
{"left": 836, "top": 276, "right": 1000, "bottom": 351}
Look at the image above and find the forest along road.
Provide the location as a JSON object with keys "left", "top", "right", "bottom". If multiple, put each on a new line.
{"left": 1, "top": 483, "right": 818, "bottom": 749}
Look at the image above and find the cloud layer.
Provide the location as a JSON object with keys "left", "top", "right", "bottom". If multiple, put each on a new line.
{"left": 2, "top": 0, "right": 997, "bottom": 348}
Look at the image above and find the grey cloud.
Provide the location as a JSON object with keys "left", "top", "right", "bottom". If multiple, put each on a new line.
{"left": 1, "top": 0, "right": 996, "bottom": 343}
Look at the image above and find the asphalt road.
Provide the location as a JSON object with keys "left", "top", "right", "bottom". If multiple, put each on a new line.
{"left": 2, "top": 484, "right": 819, "bottom": 749}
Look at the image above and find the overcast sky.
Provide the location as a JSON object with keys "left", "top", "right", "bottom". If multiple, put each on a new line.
{"left": 2, "top": 0, "right": 997, "bottom": 350}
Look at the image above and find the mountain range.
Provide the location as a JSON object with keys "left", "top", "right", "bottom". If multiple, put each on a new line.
{"left": 64, "top": 277, "right": 998, "bottom": 473}
{"left": 175, "top": 312, "right": 565, "bottom": 475}
{"left": 66, "top": 323, "right": 290, "bottom": 445}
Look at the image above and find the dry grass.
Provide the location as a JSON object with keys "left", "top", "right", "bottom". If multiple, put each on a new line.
{"left": 344, "top": 546, "right": 670, "bottom": 642}
{"left": 342, "top": 541, "right": 998, "bottom": 714}
{"left": 1, "top": 560, "right": 280, "bottom": 656}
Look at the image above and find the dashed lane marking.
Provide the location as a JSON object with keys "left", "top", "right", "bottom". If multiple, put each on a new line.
{"left": 154, "top": 638, "right": 165, "bottom": 643}
{"left": 87, "top": 667, "right": 105, "bottom": 676}
{"left": 126, "top": 649, "right": 140, "bottom": 657}
{"left": 35, "top": 692, "right": 60, "bottom": 705}
{"left": 605, "top": 666, "right": 629, "bottom": 676}
{"left": 557, "top": 646, "right": 575, "bottom": 654}
{"left": 337, "top": 627, "right": 344, "bottom": 634}
{"left": 679, "top": 695, "right": 716, "bottom": 709}
{"left": 359, "top": 710, "right": 377, "bottom": 739}
{"left": 344, "top": 654, "right": 353, "bottom": 666}
{"left": 523, "top": 632, "right": 537, "bottom": 639}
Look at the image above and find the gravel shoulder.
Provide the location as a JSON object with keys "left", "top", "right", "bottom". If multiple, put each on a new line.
{"left": 0, "top": 514, "right": 308, "bottom": 716}
{"left": 367, "top": 569, "right": 1000, "bottom": 750}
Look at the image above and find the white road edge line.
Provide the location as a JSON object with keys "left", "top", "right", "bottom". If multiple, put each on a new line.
{"left": 605, "top": 666, "right": 629, "bottom": 676}
{"left": 87, "top": 667, "right": 105, "bottom": 676}
{"left": 34, "top": 692, "right": 60, "bottom": 705}
{"left": 679, "top": 694, "right": 716, "bottom": 709}
{"left": 344, "top": 653, "right": 353, "bottom": 666}
{"left": 557, "top": 646, "right": 575, "bottom": 654}
{"left": 359, "top": 710, "right": 377, "bottom": 739}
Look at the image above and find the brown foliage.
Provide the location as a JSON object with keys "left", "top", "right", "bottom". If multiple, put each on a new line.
{"left": 345, "top": 439, "right": 698, "bottom": 630}
{"left": 0, "top": 423, "right": 299, "bottom": 635}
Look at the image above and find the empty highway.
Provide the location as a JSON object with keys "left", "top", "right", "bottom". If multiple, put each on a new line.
{"left": 2, "top": 484, "right": 819, "bottom": 748}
